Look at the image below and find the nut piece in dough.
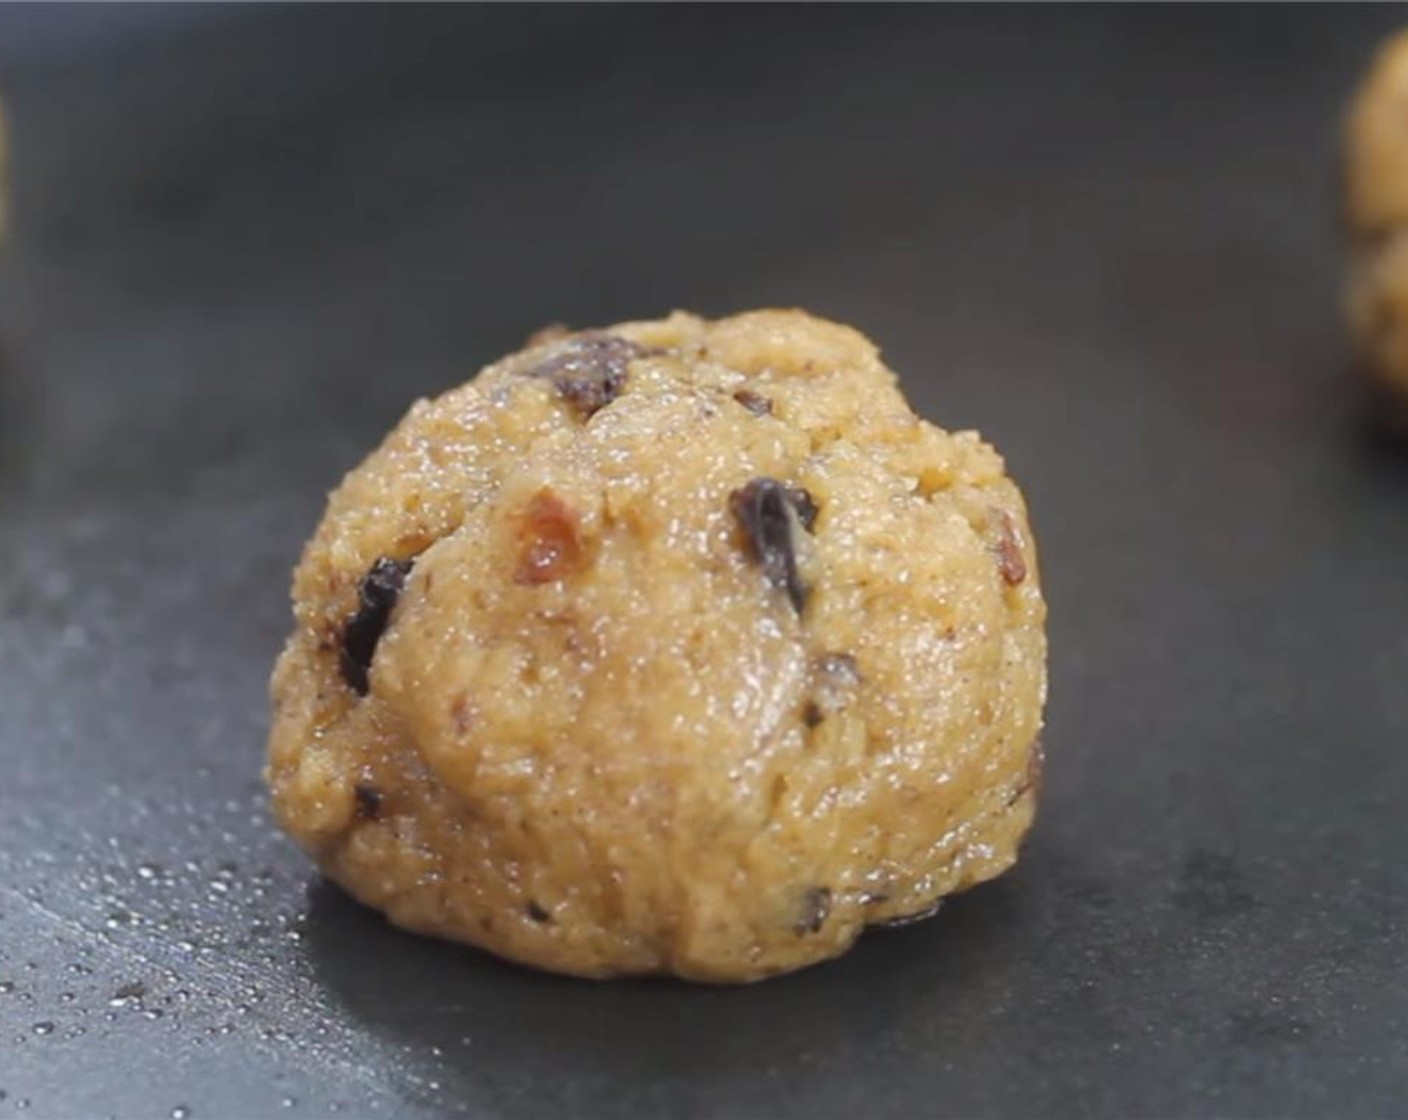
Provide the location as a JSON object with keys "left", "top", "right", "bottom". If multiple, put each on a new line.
{"left": 266, "top": 309, "right": 1048, "bottom": 982}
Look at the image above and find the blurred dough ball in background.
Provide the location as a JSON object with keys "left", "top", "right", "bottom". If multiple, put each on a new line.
{"left": 1344, "top": 29, "right": 1408, "bottom": 423}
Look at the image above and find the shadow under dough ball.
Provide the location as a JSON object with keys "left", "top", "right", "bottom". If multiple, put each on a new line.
{"left": 265, "top": 309, "right": 1048, "bottom": 982}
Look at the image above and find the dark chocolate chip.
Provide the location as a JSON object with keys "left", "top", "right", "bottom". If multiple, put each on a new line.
{"left": 874, "top": 897, "right": 944, "bottom": 929}
{"left": 729, "top": 478, "right": 814, "bottom": 614}
{"left": 785, "top": 486, "right": 819, "bottom": 533}
{"left": 352, "top": 783, "right": 383, "bottom": 821}
{"left": 526, "top": 901, "right": 551, "bottom": 923}
{"left": 523, "top": 333, "right": 644, "bottom": 418}
{"left": 340, "top": 557, "right": 414, "bottom": 696}
{"left": 795, "top": 886, "right": 832, "bottom": 935}
{"left": 802, "top": 701, "right": 824, "bottom": 729}
{"left": 733, "top": 388, "right": 773, "bottom": 416}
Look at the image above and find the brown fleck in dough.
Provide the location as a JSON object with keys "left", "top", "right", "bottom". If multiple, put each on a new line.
{"left": 514, "top": 489, "right": 588, "bottom": 585}
{"left": 795, "top": 887, "right": 832, "bottom": 935}
{"left": 449, "top": 693, "right": 474, "bottom": 736}
{"left": 352, "top": 782, "right": 383, "bottom": 821}
{"left": 266, "top": 309, "right": 1048, "bottom": 983}
{"left": 1344, "top": 30, "right": 1408, "bottom": 416}
{"left": 987, "top": 507, "right": 1028, "bottom": 586}
{"left": 733, "top": 388, "right": 773, "bottom": 416}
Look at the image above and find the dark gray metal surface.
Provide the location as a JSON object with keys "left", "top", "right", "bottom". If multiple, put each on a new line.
{"left": 2, "top": 6, "right": 1406, "bottom": 1118}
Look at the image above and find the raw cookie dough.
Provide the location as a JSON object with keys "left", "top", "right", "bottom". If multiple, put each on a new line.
{"left": 1344, "top": 29, "right": 1408, "bottom": 421}
{"left": 266, "top": 309, "right": 1047, "bottom": 982}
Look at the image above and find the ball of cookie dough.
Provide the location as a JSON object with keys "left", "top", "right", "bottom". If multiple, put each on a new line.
{"left": 1344, "top": 29, "right": 1408, "bottom": 419}
{"left": 266, "top": 309, "right": 1047, "bottom": 982}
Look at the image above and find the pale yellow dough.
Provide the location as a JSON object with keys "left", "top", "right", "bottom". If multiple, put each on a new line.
{"left": 267, "top": 309, "right": 1047, "bottom": 982}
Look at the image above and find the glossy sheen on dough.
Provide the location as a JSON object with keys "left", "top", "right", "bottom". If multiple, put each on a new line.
{"left": 266, "top": 309, "right": 1048, "bottom": 982}
{"left": 1345, "top": 29, "right": 1408, "bottom": 415}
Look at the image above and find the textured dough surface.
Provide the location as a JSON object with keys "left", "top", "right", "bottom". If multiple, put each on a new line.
{"left": 1345, "top": 29, "right": 1408, "bottom": 416}
{"left": 266, "top": 309, "right": 1047, "bottom": 982}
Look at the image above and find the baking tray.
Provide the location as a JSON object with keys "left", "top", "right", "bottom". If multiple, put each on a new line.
{"left": 2, "top": 6, "right": 1406, "bottom": 1117}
